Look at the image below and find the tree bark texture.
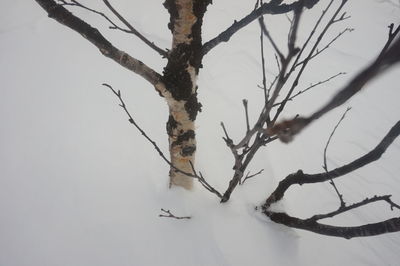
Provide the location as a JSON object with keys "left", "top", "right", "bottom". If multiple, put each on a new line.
{"left": 34, "top": 0, "right": 211, "bottom": 190}
{"left": 163, "top": 0, "right": 210, "bottom": 189}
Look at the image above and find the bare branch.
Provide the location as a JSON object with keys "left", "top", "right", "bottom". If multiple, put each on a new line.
{"left": 259, "top": 18, "right": 284, "bottom": 61}
{"left": 263, "top": 194, "right": 400, "bottom": 239}
{"left": 102, "top": 0, "right": 167, "bottom": 57}
{"left": 265, "top": 120, "right": 400, "bottom": 207}
{"left": 243, "top": 99, "right": 251, "bottom": 134}
{"left": 270, "top": 0, "right": 349, "bottom": 126}
{"left": 221, "top": 122, "right": 234, "bottom": 148}
{"left": 240, "top": 169, "right": 264, "bottom": 185}
{"left": 159, "top": 208, "right": 191, "bottom": 220}
{"left": 263, "top": 210, "right": 400, "bottom": 239}
{"left": 270, "top": 24, "right": 400, "bottom": 141}
{"left": 323, "top": 107, "right": 351, "bottom": 172}
{"left": 57, "top": 1, "right": 128, "bottom": 32}
{"left": 323, "top": 107, "right": 351, "bottom": 207}
{"left": 378, "top": 23, "right": 400, "bottom": 59}
{"left": 35, "top": 0, "right": 163, "bottom": 88}
{"left": 104, "top": 84, "right": 222, "bottom": 199}
{"left": 309, "top": 195, "right": 400, "bottom": 221}
{"left": 272, "top": 72, "right": 346, "bottom": 107}
{"left": 295, "top": 28, "right": 354, "bottom": 68}
{"left": 202, "top": 0, "right": 321, "bottom": 55}
{"left": 189, "top": 161, "right": 223, "bottom": 198}
{"left": 57, "top": 0, "right": 167, "bottom": 57}
{"left": 259, "top": 14, "right": 270, "bottom": 105}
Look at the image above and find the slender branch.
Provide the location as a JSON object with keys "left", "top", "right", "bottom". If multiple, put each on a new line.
{"left": 102, "top": 0, "right": 167, "bottom": 57}
{"left": 202, "top": 0, "right": 321, "bottom": 55}
{"left": 270, "top": 0, "right": 349, "bottom": 126}
{"left": 240, "top": 169, "right": 264, "bottom": 185}
{"left": 295, "top": 28, "right": 354, "bottom": 68}
{"left": 57, "top": 0, "right": 129, "bottom": 33}
{"left": 103, "top": 83, "right": 222, "bottom": 199}
{"left": 243, "top": 99, "right": 251, "bottom": 134}
{"left": 323, "top": 107, "right": 351, "bottom": 172}
{"left": 378, "top": 23, "right": 400, "bottom": 59}
{"left": 159, "top": 208, "right": 191, "bottom": 220}
{"left": 233, "top": 3, "right": 305, "bottom": 149}
{"left": 259, "top": 18, "right": 284, "bottom": 61}
{"left": 189, "top": 161, "right": 223, "bottom": 198}
{"left": 221, "top": 122, "right": 234, "bottom": 148}
{"left": 323, "top": 107, "right": 351, "bottom": 207}
{"left": 309, "top": 195, "right": 400, "bottom": 221}
{"left": 259, "top": 15, "right": 270, "bottom": 105}
{"left": 272, "top": 72, "right": 346, "bottom": 107}
{"left": 265, "top": 120, "right": 400, "bottom": 207}
{"left": 270, "top": 24, "right": 400, "bottom": 141}
{"left": 263, "top": 210, "right": 400, "bottom": 239}
{"left": 290, "top": 0, "right": 335, "bottom": 71}
{"left": 57, "top": 0, "right": 167, "bottom": 57}
{"left": 263, "top": 193, "right": 400, "bottom": 239}
{"left": 35, "top": 0, "right": 163, "bottom": 88}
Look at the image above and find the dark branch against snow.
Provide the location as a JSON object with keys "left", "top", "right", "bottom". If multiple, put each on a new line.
{"left": 35, "top": 0, "right": 163, "bottom": 87}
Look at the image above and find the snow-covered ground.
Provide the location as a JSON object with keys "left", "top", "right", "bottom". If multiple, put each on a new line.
{"left": 1, "top": 1, "right": 400, "bottom": 265}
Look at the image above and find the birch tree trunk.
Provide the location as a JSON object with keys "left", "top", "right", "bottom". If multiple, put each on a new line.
{"left": 163, "top": 0, "right": 210, "bottom": 189}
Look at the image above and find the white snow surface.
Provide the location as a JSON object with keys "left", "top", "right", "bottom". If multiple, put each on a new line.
{"left": 1, "top": 0, "right": 400, "bottom": 265}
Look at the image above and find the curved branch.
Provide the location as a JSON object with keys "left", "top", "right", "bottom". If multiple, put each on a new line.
{"left": 35, "top": 0, "right": 163, "bottom": 88}
{"left": 265, "top": 120, "right": 400, "bottom": 207}
{"left": 270, "top": 24, "right": 400, "bottom": 142}
{"left": 102, "top": 0, "right": 168, "bottom": 57}
{"left": 202, "top": 0, "right": 321, "bottom": 55}
{"left": 264, "top": 211, "right": 400, "bottom": 239}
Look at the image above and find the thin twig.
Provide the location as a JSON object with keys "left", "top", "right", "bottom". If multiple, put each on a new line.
{"left": 272, "top": 72, "right": 346, "bottom": 107}
{"left": 308, "top": 195, "right": 400, "bottom": 221}
{"left": 57, "top": 0, "right": 167, "bottom": 57}
{"left": 159, "top": 208, "right": 191, "bottom": 220}
{"left": 323, "top": 107, "right": 352, "bottom": 172}
{"left": 259, "top": 18, "right": 284, "bottom": 61}
{"left": 264, "top": 120, "right": 400, "bottom": 207}
{"left": 102, "top": 0, "right": 167, "bottom": 57}
{"left": 243, "top": 99, "right": 251, "bottom": 134}
{"left": 323, "top": 107, "right": 351, "bottom": 207}
{"left": 103, "top": 83, "right": 222, "bottom": 199}
{"left": 295, "top": 28, "right": 354, "bottom": 68}
{"left": 202, "top": 0, "right": 321, "bottom": 55}
{"left": 271, "top": 0, "right": 349, "bottom": 126}
{"left": 259, "top": 16, "right": 270, "bottom": 105}
{"left": 270, "top": 24, "right": 400, "bottom": 141}
{"left": 240, "top": 169, "right": 264, "bottom": 185}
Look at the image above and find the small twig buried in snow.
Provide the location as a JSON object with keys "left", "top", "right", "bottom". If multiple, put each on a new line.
{"left": 159, "top": 208, "right": 191, "bottom": 220}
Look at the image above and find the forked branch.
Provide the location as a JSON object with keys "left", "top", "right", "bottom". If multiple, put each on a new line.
{"left": 202, "top": 0, "right": 321, "bottom": 55}
{"left": 35, "top": 0, "right": 163, "bottom": 88}
{"left": 264, "top": 120, "right": 400, "bottom": 207}
{"left": 57, "top": 0, "right": 167, "bottom": 57}
{"left": 263, "top": 194, "right": 400, "bottom": 239}
{"left": 264, "top": 210, "right": 400, "bottom": 239}
{"left": 102, "top": 0, "right": 168, "bottom": 57}
{"left": 159, "top": 208, "right": 191, "bottom": 220}
{"left": 103, "top": 84, "right": 222, "bottom": 199}
{"left": 270, "top": 24, "right": 400, "bottom": 142}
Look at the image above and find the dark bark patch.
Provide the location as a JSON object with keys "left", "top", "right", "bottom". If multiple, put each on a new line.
{"left": 171, "top": 130, "right": 196, "bottom": 155}
{"left": 166, "top": 115, "right": 179, "bottom": 136}
{"left": 163, "top": 0, "right": 178, "bottom": 33}
{"left": 174, "top": 130, "right": 195, "bottom": 145}
{"left": 181, "top": 145, "right": 196, "bottom": 156}
{"left": 162, "top": 43, "right": 194, "bottom": 101}
{"left": 185, "top": 92, "right": 202, "bottom": 121}
{"left": 190, "top": 0, "right": 212, "bottom": 73}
